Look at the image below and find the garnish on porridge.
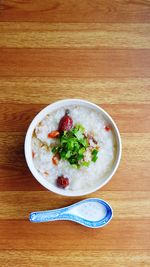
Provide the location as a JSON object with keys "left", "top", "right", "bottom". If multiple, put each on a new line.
{"left": 58, "top": 109, "right": 73, "bottom": 132}
{"left": 32, "top": 151, "right": 35, "bottom": 158}
{"left": 48, "top": 130, "right": 60, "bottom": 138}
{"left": 56, "top": 175, "right": 69, "bottom": 188}
{"left": 52, "top": 153, "right": 60, "bottom": 165}
{"left": 51, "top": 122, "right": 99, "bottom": 168}
{"left": 32, "top": 105, "right": 116, "bottom": 191}
{"left": 105, "top": 125, "right": 111, "bottom": 131}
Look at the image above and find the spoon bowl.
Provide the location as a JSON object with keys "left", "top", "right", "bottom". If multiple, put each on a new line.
{"left": 30, "top": 198, "right": 113, "bottom": 228}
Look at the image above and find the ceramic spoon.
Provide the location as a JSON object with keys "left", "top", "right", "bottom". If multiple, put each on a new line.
{"left": 29, "top": 198, "right": 113, "bottom": 228}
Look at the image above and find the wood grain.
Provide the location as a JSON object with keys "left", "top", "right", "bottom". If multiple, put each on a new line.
{"left": 0, "top": 250, "right": 150, "bottom": 267}
{"left": 0, "top": 0, "right": 150, "bottom": 23}
{"left": 1, "top": 220, "right": 150, "bottom": 250}
{"left": 1, "top": 48, "right": 150, "bottom": 77}
{"left": 1, "top": 23, "right": 150, "bottom": 48}
{"left": 0, "top": 0, "right": 150, "bottom": 266}
{"left": 0, "top": 78, "right": 150, "bottom": 104}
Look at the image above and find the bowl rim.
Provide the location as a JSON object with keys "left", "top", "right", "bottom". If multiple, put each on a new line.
{"left": 24, "top": 99, "right": 122, "bottom": 196}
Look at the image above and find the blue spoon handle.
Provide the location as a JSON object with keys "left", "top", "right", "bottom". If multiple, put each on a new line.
{"left": 30, "top": 209, "right": 64, "bottom": 223}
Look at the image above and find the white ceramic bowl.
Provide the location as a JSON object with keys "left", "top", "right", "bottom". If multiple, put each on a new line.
{"left": 25, "top": 99, "right": 122, "bottom": 196}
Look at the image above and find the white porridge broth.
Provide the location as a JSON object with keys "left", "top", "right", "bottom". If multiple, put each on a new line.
{"left": 32, "top": 105, "right": 116, "bottom": 191}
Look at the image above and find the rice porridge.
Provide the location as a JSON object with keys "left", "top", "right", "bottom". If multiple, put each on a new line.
{"left": 32, "top": 105, "right": 116, "bottom": 191}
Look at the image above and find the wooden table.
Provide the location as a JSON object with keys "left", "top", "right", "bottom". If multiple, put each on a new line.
{"left": 0, "top": 1, "right": 150, "bottom": 266}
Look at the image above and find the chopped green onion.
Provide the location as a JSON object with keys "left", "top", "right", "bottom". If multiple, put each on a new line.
{"left": 92, "top": 149, "right": 99, "bottom": 162}
{"left": 51, "top": 124, "right": 99, "bottom": 168}
{"left": 81, "top": 161, "right": 90, "bottom": 167}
